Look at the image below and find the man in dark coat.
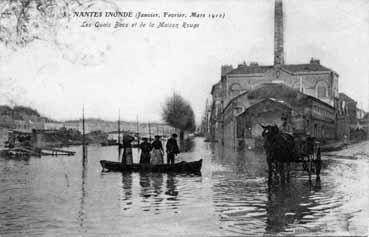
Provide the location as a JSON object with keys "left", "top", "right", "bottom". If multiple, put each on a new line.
{"left": 166, "top": 133, "right": 180, "bottom": 165}
{"left": 139, "top": 137, "right": 152, "bottom": 164}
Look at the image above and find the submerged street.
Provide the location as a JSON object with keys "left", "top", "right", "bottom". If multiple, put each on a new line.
{"left": 0, "top": 138, "right": 368, "bottom": 236}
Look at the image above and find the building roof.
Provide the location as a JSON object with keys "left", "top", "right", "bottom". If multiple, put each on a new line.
{"left": 226, "top": 65, "right": 272, "bottom": 75}
{"left": 247, "top": 83, "right": 299, "bottom": 99}
{"left": 339, "top": 93, "right": 357, "bottom": 104}
{"left": 281, "top": 64, "right": 333, "bottom": 73}
{"left": 225, "top": 62, "right": 336, "bottom": 76}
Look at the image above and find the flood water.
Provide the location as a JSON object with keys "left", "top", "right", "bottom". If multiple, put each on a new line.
{"left": 0, "top": 138, "right": 368, "bottom": 236}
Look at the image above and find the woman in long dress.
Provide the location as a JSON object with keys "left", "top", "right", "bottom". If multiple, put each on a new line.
{"left": 121, "top": 135, "right": 134, "bottom": 165}
{"left": 151, "top": 136, "right": 164, "bottom": 165}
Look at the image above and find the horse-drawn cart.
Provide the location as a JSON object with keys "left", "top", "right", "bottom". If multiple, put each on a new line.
{"left": 293, "top": 135, "right": 322, "bottom": 179}
{"left": 261, "top": 125, "right": 322, "bottom": 181}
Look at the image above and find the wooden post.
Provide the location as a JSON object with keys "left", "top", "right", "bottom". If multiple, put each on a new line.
{"left": 148, "top": 121, "right": 151, "bottom": 141}
{"left": 136, "top": 115, "right": 140, "bottom": 146}
{"left": 82, "top": 105, "right": 87, "bottom": 160}
{"left": 118, "top": 110, "right": 121, "bottom": 160}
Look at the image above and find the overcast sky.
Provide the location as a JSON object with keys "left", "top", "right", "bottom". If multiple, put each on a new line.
{"left": 0, "top": 0, "right": 368, "bottom": 123}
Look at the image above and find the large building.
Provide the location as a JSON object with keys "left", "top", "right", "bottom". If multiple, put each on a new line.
{"left": 209, "top": 0, "right": 346, "bottom": 149}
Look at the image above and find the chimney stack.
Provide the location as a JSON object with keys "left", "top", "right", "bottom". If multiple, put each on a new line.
{"left": 274, "top": 0, "right": 285, "bottom": 65}
{"left": 310, "top": 57, "right": 320, "bottom": 65}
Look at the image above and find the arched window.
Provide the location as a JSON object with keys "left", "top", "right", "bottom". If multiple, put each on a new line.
{"left": 316, "top": 81, "right": 328, "bottom": 98}
{"left": 229, "top": 83, "right": 242, "bottom": 97}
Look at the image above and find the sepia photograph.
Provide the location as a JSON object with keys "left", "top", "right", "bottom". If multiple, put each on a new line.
{"left": 0, "top": 0, "right": 368, "bottom": 236}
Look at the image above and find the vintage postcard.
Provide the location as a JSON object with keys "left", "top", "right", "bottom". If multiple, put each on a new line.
{"left": 0, "top": 0, "right": 368, "bottom": 236}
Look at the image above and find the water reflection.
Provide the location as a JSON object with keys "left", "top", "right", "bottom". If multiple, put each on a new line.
{"left": 152, "top": 173, "right": 164, "bottom": 214}
{"left": 212, "top": 172, "right": 268, "bottom": 235}
{"left": 165, "top": 173, "right": 178, "bottom": 199}
{"left": 78, "top": 156, "right": 88, "bottom": 229}
{"left": 265, "top": 178, "right": 322, "bottom": 234}
{"left": 210, "top": 142, "right": 344, "bottom": 235}
{"left": 121, "top": 173, "right": 133, "bottom": 211}
{"left": 137, "top": 173, "right": 181, "bottom": 213}
{"left": 212, "top": 171, "right": 329, "bottom": 235}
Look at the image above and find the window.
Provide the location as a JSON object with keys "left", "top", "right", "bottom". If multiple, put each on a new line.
{"left": 317, "top": 86, "right": 327, "bottom": 98}
{"left": 229, "top": 83, "right": 242, "bottom": 97}
{"left": 316, "top": 81, "right": 328, "bottom": 98}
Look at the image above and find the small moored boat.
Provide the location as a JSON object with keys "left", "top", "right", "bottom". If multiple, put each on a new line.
{"left": 100, "top": 159, "right": 202, "bottom": 174}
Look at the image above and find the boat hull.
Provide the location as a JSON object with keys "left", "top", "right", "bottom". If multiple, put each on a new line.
{"left": 100, "top": 159, "right": 202, "bottom": 174}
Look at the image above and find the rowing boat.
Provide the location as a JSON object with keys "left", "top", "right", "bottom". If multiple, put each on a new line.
{"left": 100, "top": 159, "right": 202, "bottom": 173}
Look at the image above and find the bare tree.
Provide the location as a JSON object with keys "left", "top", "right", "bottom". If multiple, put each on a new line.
{"left": 162, "top": 93, "right": 195, "bottom": 140}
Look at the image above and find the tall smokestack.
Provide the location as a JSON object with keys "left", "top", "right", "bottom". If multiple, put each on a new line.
{"left": 274, "top": 0, "right": 285, "bottom": 65}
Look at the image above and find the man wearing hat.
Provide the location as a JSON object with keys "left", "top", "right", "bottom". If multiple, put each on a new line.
{"left": 166, "top": 133, "right": 180, "bottom": 165}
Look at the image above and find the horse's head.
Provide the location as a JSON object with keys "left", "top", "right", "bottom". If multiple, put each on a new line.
{"left": 261, "top": 124, "right": 280, "bottom": 137}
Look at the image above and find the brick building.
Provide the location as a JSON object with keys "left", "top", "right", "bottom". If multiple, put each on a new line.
{"left": 208, "top": 0, "right": 346, "bottom": 149}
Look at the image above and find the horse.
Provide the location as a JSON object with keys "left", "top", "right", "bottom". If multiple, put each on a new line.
{"left": 260, "top": 124, "right": 297, "bottom": 182}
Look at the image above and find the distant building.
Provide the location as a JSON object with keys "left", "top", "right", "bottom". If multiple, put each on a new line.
{"left": 44, "top": 122, "right": 64, "bottom": 130}
{"left": 61, "top": 119, "right": 174, "bottom": 138}
{"left": 0, "top": 108, "right": 46, "bottom": 147}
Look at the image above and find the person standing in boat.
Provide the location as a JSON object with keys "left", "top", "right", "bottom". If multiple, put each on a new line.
{"left": 151, "top": 135, "right": 164, "bottom": 165}
{"left": 166, "top": 133, "right": 180, "bottom": 165}
{"left": 120, "top": 134, "right": 134, "bottom": 165}
{"left": 139, "top": 137, "right": 152, "bottom": 164}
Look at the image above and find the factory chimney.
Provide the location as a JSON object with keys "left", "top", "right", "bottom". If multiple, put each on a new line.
{"left": 274, "top": 0, "right": 285, "bottom": 65}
